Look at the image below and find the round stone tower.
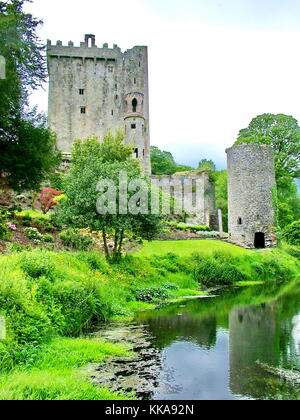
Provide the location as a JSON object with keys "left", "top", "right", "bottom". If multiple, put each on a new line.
{"left": 226, "top": 144, "right": 277, "bottom": 249}
{"left": 123, "top": 92, "right": 150, "bottom": 173}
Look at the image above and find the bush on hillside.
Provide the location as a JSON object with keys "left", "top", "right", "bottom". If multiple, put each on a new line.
{"left": 192, "top": 253, "right": 247, "bottom": 287}
{"left": 59, "top": 229, "right": 93, "bottom": 251}
{"left": 20, "top": 250, "right": 55, "bottom": 279}
{"left": 285, "top": 246, "right": 300, "bottom": 260}
{"left": 0, "top": 219, "right": 11, "bottom": 241}
{"left": 283, "top": 220, "right": 300, "bottom": 246}
{"left": 134, "top": 286, "right": 170, "bottom": 302}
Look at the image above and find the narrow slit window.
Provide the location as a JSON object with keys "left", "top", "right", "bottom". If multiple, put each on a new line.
{"left": 237, "top": 217, "right": 242, "bottom": 225}
{"left": 111, "top": 110, "right": 114, "bottom": 116}
{"left": 134, "top": 77, "right": 136, "bottom": 84}
{"left": 135, "top": 148, "right": 139, "bottom": 158}
{"left": 79, "top": 89, "right": 85, "bottom": 95}
{"left": 80, "top": 107, "right": 86, "bottom": 114}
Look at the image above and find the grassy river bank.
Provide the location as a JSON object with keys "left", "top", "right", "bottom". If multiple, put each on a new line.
{"left": 0, "top": 240, "right": 299, "bottom": 400}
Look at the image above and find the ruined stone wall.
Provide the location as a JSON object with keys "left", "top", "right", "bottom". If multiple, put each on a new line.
{"left": 226, "top": 144, "right": 276, "bottom": 248}
{"left": 151, "top": 171, "right": 215, "bottom": 227}
{"left": 47, "top": 35, "right": 151, "bottom": 174}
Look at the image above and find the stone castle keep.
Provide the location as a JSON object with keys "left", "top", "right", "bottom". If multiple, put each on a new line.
{"left": 47, "top": 34, "right": 151, "bottom": 174}
{"left": 47, "top": 35, "right": 277, "bottom": 249}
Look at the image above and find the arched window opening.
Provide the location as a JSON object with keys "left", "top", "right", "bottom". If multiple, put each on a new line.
{"left": 134, "top": 148, "right": 139, "bottom": 158}
{"left": 132, "top": 98, "right": 138, "bottom": 113}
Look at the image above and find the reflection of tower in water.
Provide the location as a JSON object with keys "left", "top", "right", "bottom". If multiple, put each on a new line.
{"left": 145, "top": 314, "right": 217, "bottom": 350}
{"left": 229, "top": 302, "right": 279, "bottom": 398}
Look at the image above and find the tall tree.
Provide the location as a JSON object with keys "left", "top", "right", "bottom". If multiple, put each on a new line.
{"left": 0, "top": 0, "right": 60, "bottom": 191}
{"left": 236, "top": 114, "right": 300, "bottom": 180}
{"left": 150, "top": 146, "right": 194, "bottom": 175}
{"left": 198, "top": 159, "right": 216, "bottom": 171}
{"left": 150, "top": 146, "right": 178, "bottom": 175}
{"left": 57, "top": 135, "right": 164, "bottom": 261}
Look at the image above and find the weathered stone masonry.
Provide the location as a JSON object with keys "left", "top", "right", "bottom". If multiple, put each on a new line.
{"left": 227, "top": 144, "right": 277, "bottom": 248}
{"left": 47, "top": 35, "right": 151, "bottom": 174}
{"left": 152, "top": 171, "right": 216, "bottom": 228}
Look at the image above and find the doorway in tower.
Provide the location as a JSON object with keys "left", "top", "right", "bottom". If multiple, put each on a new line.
{"left": 254, "top": 232, "right": 265, "bottom": 249}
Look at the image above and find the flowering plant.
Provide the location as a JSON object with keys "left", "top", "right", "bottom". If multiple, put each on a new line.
{"left": 24, "top": 227, "right": 44, "bottom": 242}
{"left": 7, "top": 223, "right": 17, "bottom": 231}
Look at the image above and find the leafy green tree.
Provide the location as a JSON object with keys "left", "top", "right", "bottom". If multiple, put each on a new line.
{"left": 150, "top": 146, "right": 178, "bottom": 175}
{"left": 57, "top": 135, "right": 164, "bottom": 261}
{"left": 277, "top": 176, "right": 300, "bottom": 228}
{"left": 236, "top": 114, "right": 300, "bottom": 180}
{"left": 0, "top": 1, "right": 60, "bottom": 191}
{"left": 175, "top": 164, "right": 194, "bottom": 173}
{"left": 282, "top": 220, "right": 300, "bottom": 246}
{"left": 151, "top": 146, "right": 195, "bottom": 175}
{"left": 198, "top": 159, "right": 216, "bottom": 171}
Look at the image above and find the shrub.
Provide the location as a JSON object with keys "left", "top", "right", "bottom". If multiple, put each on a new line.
{"left": 0, "top": 219, "right": 11, "bottom": 241}
{"left": 43, "top": 234, "right": 54, "bottom": 243}
{"left": 59, "top": 229, "right": 93, "bottom": 251}
{"left": 134, "top": 286, "right": 170, "bottom": 302}
{"left": 6, "top": 243, "right": 24, "bottom": 254}
{"left": 24, "top": 227, "right": 44, "bottom": 242}
{"left": 166, "top": 222, "right": 211, "bottom": 232}
{"left": 283, "top": 220, "right": 300, "bottom": 246}
{"left": 149, "top": 253, "right": 187, "bottom": 274}
{"left": 76, "top": 252, "right": 109, "bottom": 272}
{"left": 192, "top": 254, "right": 247, "bottom": 287}
{"left": 285, "top": 246, "right": 300, "bottom": 260}
{"left": 39, "top": 188, "right": 64, "bottom": 214}
{"left": 20, "top": 250, "right": 55, "bottom": 279}
{"left": 0, "top": 267, "right": 53, "bottom": 371}
{"left": 162, "top": 282, "right": 179, "bottom": 291}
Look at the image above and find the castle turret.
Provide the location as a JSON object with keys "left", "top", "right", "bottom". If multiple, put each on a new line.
{"left": 226, "top": 144, "right": 276, "bottom": 248}
{"left": 47, "top": 34, "right": 151, "bottom": 174}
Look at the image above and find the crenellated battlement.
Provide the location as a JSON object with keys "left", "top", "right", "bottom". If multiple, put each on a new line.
{"left": 46, "top": 34, "right": 146, "bottom": 58}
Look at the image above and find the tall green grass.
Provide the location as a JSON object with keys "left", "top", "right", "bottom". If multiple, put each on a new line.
{"left": 0, "top": 338, "right": 132, "bottom": 400}
{"left": 0, "top": 243, "right": 299, "bottom": 376}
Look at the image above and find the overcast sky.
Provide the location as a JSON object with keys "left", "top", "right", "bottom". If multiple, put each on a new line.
{"left": 25, "top": 0, "right": 300, "bottom": 169}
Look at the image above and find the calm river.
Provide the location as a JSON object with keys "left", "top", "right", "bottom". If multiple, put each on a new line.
{"left": 133, "top": 281, "right": 300, "bottom": 400}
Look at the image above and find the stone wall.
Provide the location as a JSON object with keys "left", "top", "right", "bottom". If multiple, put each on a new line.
{"left": 47, "top": 35, "right": 151, "bottom": 174}
{"left": 226, "top": 144, "right": 276, "bottom": 248}
{"left": 151, "top": 171, "right": 216, "bottom": 227}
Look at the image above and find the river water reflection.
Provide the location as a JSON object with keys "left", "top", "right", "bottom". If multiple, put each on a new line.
{"left": 134, "top": 281, "right": 300, "bottom": 400}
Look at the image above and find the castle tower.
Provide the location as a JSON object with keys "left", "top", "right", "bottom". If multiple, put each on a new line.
{"left": 226, "top": 144, "right": 276, "bottom": 248}
{"left": 47, "top": 35, "right": 151, "bottom": 174}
